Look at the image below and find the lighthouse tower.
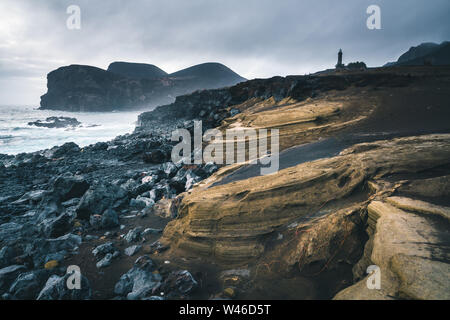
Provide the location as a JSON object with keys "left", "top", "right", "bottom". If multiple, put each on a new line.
{"left": 336, "top": 49, "right": 344, "bottom": 69}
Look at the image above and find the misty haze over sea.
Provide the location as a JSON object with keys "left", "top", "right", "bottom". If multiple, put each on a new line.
{"left": 0, "top": 106, "right": 145, "bottom": 155}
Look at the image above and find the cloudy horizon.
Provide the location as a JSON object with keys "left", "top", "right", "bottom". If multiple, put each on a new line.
{"left": 0, "top": 0, "right": 449, "bottom": 105}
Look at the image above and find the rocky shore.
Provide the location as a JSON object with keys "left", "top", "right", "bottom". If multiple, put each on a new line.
{"left": 1, "top": 66, "right": 449, "bottom": 300}
{"left": 0, "top": 122, "right": 219, "bottom": 299}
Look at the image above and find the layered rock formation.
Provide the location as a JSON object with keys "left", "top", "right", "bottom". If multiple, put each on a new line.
{"left": 335, "top": 192, "right": 450, "bottom": 300}
{"left": 161, "top": 134, "right": 450, "bottom": 298}
{"left": 161, "top": 134, "right": 450, "bottom": 258}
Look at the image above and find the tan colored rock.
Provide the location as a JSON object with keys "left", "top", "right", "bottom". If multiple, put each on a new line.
{"left": 333, "top": 274, "right": 395, "bottom": 300}
{"left": 397, "top": 175, "right": 450, "bottom": 198}
{"left": 391, "top": 254, "right": 450, "bottom": 300}
{"left": 386, "top": 196, "right": 450, "bottom": 221}
{"left": 162, "top": 134, "right": 450, "bottom": 265}
{"left": 335, "top": 199, "right": 450, "bottom": 300}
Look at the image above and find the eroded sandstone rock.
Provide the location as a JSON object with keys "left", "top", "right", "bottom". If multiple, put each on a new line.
{"left": 162, "top": 134, "right": 450, "bottom": 267}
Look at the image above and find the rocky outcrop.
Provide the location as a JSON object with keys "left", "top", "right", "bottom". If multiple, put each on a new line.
{"left": 385, "top": 41, "right": 450, "bottom": 66}
{"left": 28, "top": 117, "right": 81, "bottom": 129}
{"left": 335, "top": 193, "right": 450, "bottom": 300}
{"left": 157, "top": 134, "right": 450, "bottom": 299}
{"left": 136, "top": 71, "right": 414, "bottom": 135}
{"left": 161, "top": 134, "right": 450, "bottom": 265}
{"left": 40, "top": 63, "right": 246, "bottom": 112}
{"left": 39, "top": 65, "right": 172, "bottom": 111}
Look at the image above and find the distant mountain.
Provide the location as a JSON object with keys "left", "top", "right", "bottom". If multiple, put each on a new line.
{"left": 385, "top": 41, "right": 450, "bottom": 66}
{"left": 40, "top": 62, "right": 246, "bottom": 112}
{"left": 107, "top": 62, "right": 168, "bottom": 79}
{"left": 169, "top": 62, "right": 247, "bottom": 89}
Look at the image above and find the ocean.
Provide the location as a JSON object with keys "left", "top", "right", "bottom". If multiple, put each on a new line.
{"left": 0, "top": 106, "right": 150, "bottom": 155}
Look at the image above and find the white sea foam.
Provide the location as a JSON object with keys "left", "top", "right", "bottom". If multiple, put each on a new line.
{"left": 0, "top": 106, "right": 151, "bottom": 155}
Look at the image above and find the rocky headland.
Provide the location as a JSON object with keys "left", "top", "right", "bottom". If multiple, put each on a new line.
{"left": 385, "top": 41, "right": 450, "bottom": 67}
{"left": 39, "top": 62, "right": 246, "bottom": 112}
{"left": 1, "top": 65, "right": 450, "bottom": 300}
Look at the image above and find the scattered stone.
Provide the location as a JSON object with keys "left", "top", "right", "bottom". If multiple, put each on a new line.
{"left": 76, "top": 182, "right": 128, "bottom": 220}
{"left": 96, "top": 253, "right": 113, "bottom": 268}
{"left": 124, "top": 245, "right": 142, "bottom": 257}
{"left": 44, "top": 260, "right": 59, "bottom": 270}
{"left": 114, "top": 255, "right": 161, "bottom": 300}
{"left": 142, "top": 228, "right": 163, "bottom": 236}
{"left": 162, "top": 162, "right": 178, "bottom": 178}
{"left": 51, "top": 173, "right": 90, "bottom": 202}
{"left": 92, "top": 242, "right": 115, "bottom": 258}
{"left": 12, "top": 190, "right": 47, "bottom": 205}
{"left": 8, "top": 269, "right": 50, "bottom": 300}
{"left": 44, "top": 142, "right": 80, "bottom": 159}
{"left": 42, "top": 211, "right": 73, "bottom": 238}
{"left": 124, "top": 227, "right": 143, "bottom": 243}
{"left": 101, "top": 208, "right": 119, "bottom": 228}
{"left": 130, "top": 196, "right": 154, "bottom": 210}
{"left": 159, "top": 270, "right": 198, "bottom": 299}
{"left": 37, "top": 273, "right": 91, "bottom": 300}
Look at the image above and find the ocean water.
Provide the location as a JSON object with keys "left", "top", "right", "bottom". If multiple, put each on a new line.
{"left": 0, "top": 106, "right": 150, "bottom": 155}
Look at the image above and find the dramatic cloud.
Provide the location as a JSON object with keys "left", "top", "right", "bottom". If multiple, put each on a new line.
{"left": 0, "top": 0, "right": 449, "bottom": 105}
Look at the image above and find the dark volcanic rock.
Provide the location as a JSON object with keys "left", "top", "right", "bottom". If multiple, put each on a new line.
{"left": 41, "top": 211, "right": 74, "bottom": 238}
{"left": 8, "top": 269, "right": 51, "bottom": 300}
{"left": 28, "top": 117, "right": 81, "bottom": 128}
{"left": 44, "top": 142, "right": 80, "bottom": 159}
{"left": 101, "top": 209, "right": 119, "bottom": 229}
{"left": 40, "top": 65, "right": 158, "bottom": 112}
{"left": 386, "top": 41, "right": 450, "bottom": 66}
{"left": 0, "top": 265, "right": 27, "bottom": 293}
{"left": 40, "top": 63, "right": 246, "bottom": 112}
{"left": 159, "top": 270, "right": 198, "bottom": 299}
{"left": 37, "top": 272, "right": 92, "bottom": 300}
{"left": 51, "top": 173, "right": 90, "bottom": 202}
{"left": 168, "top": 62, "right": 246, "bottom": 90}
{"left": 143, "top": 149, "right": 167, "bottom": 164}
{"left": 76, "top": 182, "right": 128, "bottom": 219}
{"left": 108, "top": 62, "right": 168, "bottom": 80}
{"left": 114, "top": 255, "right": 161, "bottom": 300}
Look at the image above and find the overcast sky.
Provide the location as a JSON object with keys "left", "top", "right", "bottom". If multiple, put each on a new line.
{"left": 0, "top": 0, "right": 449, "bottom": 105}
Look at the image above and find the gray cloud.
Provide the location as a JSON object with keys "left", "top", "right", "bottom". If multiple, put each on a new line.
{"left": 0, "top": 0, "right": 449, "bottom": 105}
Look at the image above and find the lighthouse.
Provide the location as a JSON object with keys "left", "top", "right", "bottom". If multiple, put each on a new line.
{"left": 336, "top": 49, "right": 344, "bottom": 69}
